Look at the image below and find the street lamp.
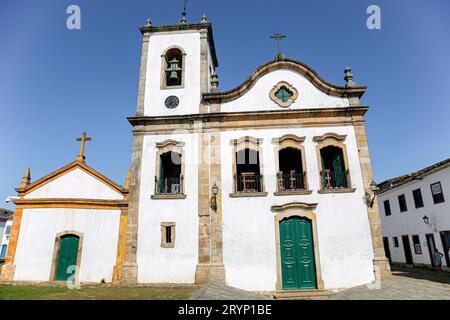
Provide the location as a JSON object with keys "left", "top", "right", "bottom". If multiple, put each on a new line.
{"left": 423, "top": 215, "right": 430, "bottom": 225}
{"left": 210, "top": 183, "right": 219, "bottom": 212}
{"left": 363, "top": 180, "right": 379, "bottom": 208}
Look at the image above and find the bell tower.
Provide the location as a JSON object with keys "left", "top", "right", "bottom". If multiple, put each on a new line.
{"left": 134, "top": 15, "right": 219, "bottom": 117}
{"left": 120, "top": 16, "right": 219, "bottom": 285}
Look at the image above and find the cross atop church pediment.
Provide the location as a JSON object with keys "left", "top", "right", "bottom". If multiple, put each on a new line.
{"left": 76, "top": 132, "right": 92, "bottom": 163}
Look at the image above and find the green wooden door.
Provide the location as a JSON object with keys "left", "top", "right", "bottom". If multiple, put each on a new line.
{"left": 55, "top": 235, "right": 79, "bottom": 281}
{"left": 280, "top": 217, "right": 317, "bottom": 290}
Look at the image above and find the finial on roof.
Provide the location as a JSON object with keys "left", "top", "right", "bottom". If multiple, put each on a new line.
{"left": 201, "top": 14, "right": 208, "bottom": 23}
{"left": 344, "top": 66, "right": 356, "bottom": 87}
{"left": 211, "top": 72, "right": 219, "bottom": 92}
{"left": 19, "top": 168, "right": 31, "bottom": 189}
{"left": 145, "top": 18, "right": 152, "bottom": 27}
{"left": 181, "top": 0, "right": 188, "bottom": 24}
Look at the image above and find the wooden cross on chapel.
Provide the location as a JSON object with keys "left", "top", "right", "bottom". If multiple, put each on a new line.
{"left": 76, "top": 132, "right": 92, "bottom": 163}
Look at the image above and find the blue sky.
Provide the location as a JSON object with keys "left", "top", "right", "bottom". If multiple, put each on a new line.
{"left": 1, "top": 0, "right": 449, "bottom": 210}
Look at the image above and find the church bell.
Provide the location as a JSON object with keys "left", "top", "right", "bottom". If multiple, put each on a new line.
{"left": 166, "top": 58, "right": 182, "bottom": 84}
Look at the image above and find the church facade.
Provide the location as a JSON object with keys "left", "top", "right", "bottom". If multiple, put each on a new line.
{"left": 1, "top": 17, "right": 390, "bottom": 294}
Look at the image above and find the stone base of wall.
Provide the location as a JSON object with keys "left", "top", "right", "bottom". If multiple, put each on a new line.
{"left": 374, "top": 258, "right": 392, "bottom": 279}
{"left": 0, "top": 264, "right": 15, "bottom": 282}
{"left": 195, "top": 264, "right": 211, "bottom": 285}
{"left": 120, "top": 263, "right": 138, "bottom": 285}
{"left": 209, "top": 264, "right": 225, "bottom": 284}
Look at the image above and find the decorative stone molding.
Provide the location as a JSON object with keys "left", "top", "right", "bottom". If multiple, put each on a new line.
{"left": 203, "top": 58, "right": 366, "bottom": 103}
{"left": 313, "top": 133, "right": 347, "bottom": 143}
{"left": 156, "top": 140, "right": 186, "bottom": 149}
{"left": 269, "top": 81, "right": 299, "bottom": 108}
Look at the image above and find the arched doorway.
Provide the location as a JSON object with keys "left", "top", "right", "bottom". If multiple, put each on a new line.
{"left": 55, "top": 234, "right": 80, "bottom": 281}
{"left": 279, "top": 216, "right": 317, "bottom": 290}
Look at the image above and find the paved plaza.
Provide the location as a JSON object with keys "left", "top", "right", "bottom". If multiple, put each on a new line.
{"left": 190, "top": 266, "right": 450, "bottom": 300}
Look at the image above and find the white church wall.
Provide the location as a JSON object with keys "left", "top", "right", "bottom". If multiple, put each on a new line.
{"left": 13, "top": 208, "right": 120, "bottom": 283}
{"left": 379, "top": 166, "right": 450, "bottom": 267}
{"left": 137, "top": 133, "right": 199, "bottom": 283}
{"left": 144, "top": 31, "right": 201, "bottom": 117}
{"left": 221, "top": 69, "right": 350, "bottom": 113}
{"left": 220, "top": 126, "right": 375, "bottom": 291}
{"left": 24, "top": 168, "right": 123, "bottom": 200}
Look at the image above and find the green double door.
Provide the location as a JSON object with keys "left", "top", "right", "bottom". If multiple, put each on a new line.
{"left": 55, "top": 235, "right": 79, "bottom": 281}
{"left": 280, "top": 217, "right": 317, "bottom": 290}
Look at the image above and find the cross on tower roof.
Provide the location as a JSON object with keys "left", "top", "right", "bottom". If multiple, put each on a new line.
{"left": 76, "top": 132, "right": 92, "bottom": 163}
{"left": 270, "top": 31, "right": 287, "bottom": 59}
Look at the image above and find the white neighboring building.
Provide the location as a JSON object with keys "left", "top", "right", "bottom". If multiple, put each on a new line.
{"left": 0, "top": 209, "right": 13, "bottom": 260}
{"left": 378, "top": 158, "right": 450, "bottom": 270}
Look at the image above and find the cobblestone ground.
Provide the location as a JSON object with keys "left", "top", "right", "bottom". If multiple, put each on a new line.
{"left": 190, "top": 282, "right": 273, "bottom": 300}
{"left": 190, "top": 266, "right": 450, "bottom": 300}
{"left": 329, "top": 266, "right": 450, "bottom": 300}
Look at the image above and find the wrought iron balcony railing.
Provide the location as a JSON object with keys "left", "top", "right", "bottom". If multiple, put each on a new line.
{"left": 277, "top": 171, "right": 307, "bottom": 192}
{"left": 320, "top": 170, "right": 350, "bottom": 190}
{"left": 154, "top": 176, "right": 184, "bottom": 195}
{"left": 234, "top": 173, "right": 264, "bottom": 193}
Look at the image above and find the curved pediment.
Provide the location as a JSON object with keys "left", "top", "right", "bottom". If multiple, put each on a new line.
{"left": 203, "top": 57, "right": 367, "bottom": 104}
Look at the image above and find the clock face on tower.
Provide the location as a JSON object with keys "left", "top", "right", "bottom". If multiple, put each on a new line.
{"left": 165, "top": 96, "right": 179, "bottom": 109}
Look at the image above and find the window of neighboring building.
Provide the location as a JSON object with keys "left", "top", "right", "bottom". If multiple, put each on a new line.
{"left": 412, "top": 189, "right": 424, "bottom": 209}
{"left": 161, "top": 222, "right": 175, "bottom": 248}
{"left": 0, "top": 244, "right": 7, "bottom": 259}
{"left": 5, "top": 225, "right": 11, "bottom": 235}
{"left": 384, "top": 200, "right": 392, "bottom": 216}
{"left": 393, "top": 237, "right": 399, "bottom": 247}
{"left": 412, "top": 235, "right": 422, "bottom": 254}
{"left": 398, "top": 194, "right": 408, "bottom": 213}
{"left": 431, "top": 182, "right": 445, "bottom": 204}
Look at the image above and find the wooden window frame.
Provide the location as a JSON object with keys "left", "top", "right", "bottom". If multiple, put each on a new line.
{"left": 412, "top": 235, "right": 422, "bottom": 255}
{"left": 160, "top": 46, "right": 187, "bottom": 90}
{"left": 230, "top": 136, "right": 267, "bottom": 197}
{"left": 152, "top": 140, "right": 187, "bottom": 200}
{"left": 398, "top": 194, "right": 408, "bottom": 213}
{"left": 384, "top": 200, "right": 392, "bottom": 216}
{"left": 430, "top": 182, "right": 445, "bottom": 205}
{"left": 272, "top": 135, "right": 312, "bottom": 196}
{"left": 313, "top": 133, "right": 355, "bottom": 194}
{"left": 161, "top": 222, "right": 176, "bottom": 248}
{"left": 412, "top": 188, "right": 424, "bottom": 209}
{"left": 393, "top": 237, "right": 399, "bottom": 248}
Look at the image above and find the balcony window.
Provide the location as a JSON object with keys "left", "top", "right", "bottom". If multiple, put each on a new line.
{"left": 235, "top": 148, "right": 263, "bottom": 192}
{"left": 277, "top": 147, "right": 307, "bottom": 192}
{"left": 155, "top": 151, "right": 183, "bottom": 195}
{"left": 320, "top": 146, "right": 349, "bottom": 190}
